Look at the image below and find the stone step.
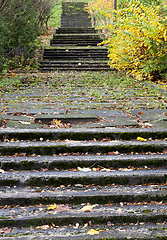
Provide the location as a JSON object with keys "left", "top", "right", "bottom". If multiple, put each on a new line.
{"left": 61, "top": 13, "right": 90, "bottom": 18}
{"left": 43, "top": 48, "right": 108, "bottom": 52}
{"left": 40, "top": 67, "right": 111, "bottom": 71}
{"left": 43, "top": 53, "right": 108, "bottom": 59}
{"left": 61, "top": 22, "right": 92, "bottom": 28}
{"left": 61, "top": 18, "right": 92, "bottom": 28}
{"left": 42, "top": 54, "right": 108, "bottom": 60}
{"left": 0, "top": 184, "right": 166, "bottom": 206}
{"left": 52, "top": 33, "right": 100, "bottom": 39}
{"left": 0, "top": 140, "right": 167, "bottom": 156}
{"left": 50, "top": 40, "right": 101, "bottom": 46}
{"left": 39, "top": 62, "right": 110, "bottom": 71}
{"left": 42, "top": 55, "right": 108, "bottom": 60}
{"left": 0, "top": 224, "right": 167, "bottom": 239}
{"left": 1, "top": 128, "right": 167, "bottom": 141}
{"left": 39, "top": 60, "right": 109, "bottom": 66}
{"left": 1, "top": 154, "right": 167, "bottom": 171}
{"left": 0, "top": 168, "right": 167, "bottom": 186}
{"left": 56, "top": 27, "right": 97, "bottom": 34}
{"left": 0, "top": 203, "right": 166, "bottom": 228}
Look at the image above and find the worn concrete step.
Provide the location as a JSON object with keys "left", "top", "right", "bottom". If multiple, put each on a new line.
{"left": 62, "top": 5, "right": 88, "bottom": 14}
{"left": 43, "top": 49, "right": 108, "bottom": 54}
{"left": 44, "top": 47, "right": 108, "bottom": 52}
{"left": 52, "top": 34, "right": 100, "bottom": 39}
{"left": 51, "top": 39, "right": 101, "bottom": 44}
{"left": 0, "top": 224, "right": 167, "bottom": 239}
{"left": 1, "top": 154, "right": 167, "bottom": 171}
{"left": 61, "top": 22, "right": 92, "bottom": 28}
{"left": 40, "top": 67, "right": 111, "bottom": 71}
{"left": 0, "top": 140, "right": 167, "bottom": 156}
{"left": 56, "top": 27, "right": 97, "bottom": 34}
{"left": 0, "top": 184, "right": 166, "bottom": 206}
{"left": 42, "top": 56, "right": 108, "bottom": 61}
{"left": 61, "top": 14, "right": 90, "bottom": 19}
{"left": 39, "top": 61, "right": 109, "bottom": 67}
{"left": 0, "top": 168, "right": 166, "bottom": 186}
{"left": 61, "top": 20, "right": 92, "bottom": 28}
{"left": 39, "top": 65, "right": 111, "bottom": 71}
{"left": 43, "top": 52, "right": 108, "bottom": 58}
{"left": 1, "top": 224, "right": 167, "bottom": 240}
{"left": 1, "top": 128, "right": 167, "bottom": 141}
{"left": 0, "top": 203, "right": 166, "bottom": 228}
{"left": 50, "top": 40, "right": 101, "bottom": 46}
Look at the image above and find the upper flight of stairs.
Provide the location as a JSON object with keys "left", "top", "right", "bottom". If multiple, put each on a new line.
{"left": 39, "top": 1, "right": 110, "bottom": 71}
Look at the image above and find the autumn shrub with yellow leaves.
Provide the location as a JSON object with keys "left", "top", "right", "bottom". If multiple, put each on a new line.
{"left": 87, "top": 0, "right": 167, "bottom": 81}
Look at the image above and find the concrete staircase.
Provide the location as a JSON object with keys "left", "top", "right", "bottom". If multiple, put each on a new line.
{"left": 39, "top": 1, "right": 110, "bottom": 71}
{"left": 0, "top": 127, "right": 167, "bottom": 238}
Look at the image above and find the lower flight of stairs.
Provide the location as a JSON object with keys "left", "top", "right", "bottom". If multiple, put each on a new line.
{"left": 0, "top": 128, "right": 167, "bottom": 239}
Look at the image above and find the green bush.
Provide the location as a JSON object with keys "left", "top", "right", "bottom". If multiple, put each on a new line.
{"left": 88, "top": 0, "right": 167, "bottom": 81}
{"left": 0, "top": 0, "right": 56, "bottom": 73}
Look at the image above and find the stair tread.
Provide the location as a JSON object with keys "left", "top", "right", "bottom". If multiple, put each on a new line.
{"left": 0, "top": 224, "right": 167, "bottom": 240}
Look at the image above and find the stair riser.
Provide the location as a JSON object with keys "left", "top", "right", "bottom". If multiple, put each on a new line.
{"left": 40, "top": 68, "right": 111, "bottom": 71}
{"left": 0, "top": 144, "right": 166, "bottom": 156}
{"left": 1, "top": 192, "right": 166, "bottom": 206}
{"left": 43, "top": 52, "right": 108, "bottom": 56}
{"left": 40, "top": 64, "right": 110, "bottom": 68}
{"left": 56, "top": 30, "right": 97, "bottom": 34}
{"left": 0, "top": 173, "right": 166, "bottom": 187}
{"left": 0, "top": 214, "right": 166, "bottom": 228}
{"left": 1, "top": 129, "right": 167, "bottom": 141}
{"left": 50, "top": 42, "right": 101, "bottom": 46}
{"left": 43, "top": 55, "right": 108, "bottom": 59}
{"left": 1, "top": 155, "right": 167, "bottom": 170}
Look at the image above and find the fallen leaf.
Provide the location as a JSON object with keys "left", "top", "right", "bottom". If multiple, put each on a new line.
{"left": 118, "top": 168, "right": 133, "bottom": 172}
{"left": 56, "top": 204, "right": 70, "bottom": 212}
{"left": 0, "top": 227, "right": 12, "bottom": 233}
{"left": 81, "top": 204, "right": 97, "bottom": 212}
{"left": 66, "top": 108, "right": 70, "bottom": 114}
{"left": 36, "top": 225, "right": 50, "bottom": 230}
{"left": 53, "top": 119, "right": 62, "bottom": 125}
{"left": 138, "top": 111, "right": 143, "bottom": 115}
{"left": 163, "top": 149, "right": 167, "bottom": 154}
{"left": 77, "top": 167, "right": 91, "bottom": 172}
{"left": 11, "top": 138, "right": 15, "bottom": 142}
{"left": 19, "top": 121, "right": 31, "bottom": 125}
{"left": 47, "top": 203, "right": 57, "bottom": 210}
{"left": 87, "top": 229, "right": 99, "bottom": 235}
{"left": 137, "top": 137, "right": 147, "bottom": 142}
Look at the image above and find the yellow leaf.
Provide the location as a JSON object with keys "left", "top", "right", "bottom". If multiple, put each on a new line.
{"left": 65, "top": 49, "right": 69, "bottom": 51}
{"left": 11, "top": 138, "right": 15, "bottom": 142}
{"left": 47, "top": 203, "right": 57, "bottom": 210}
{"left": 87, "top": 229, "right": 99, "bottom": 235}
{"left": 54, "top": 119, "right": 62, "bottom": 125}
{"left": 77, "top": 167, "right": 91, "bottom": 172}
{"left": 137, "top": 137, "right": 147, "bottom": 142}
{"left": 36, "top": 225, "right": 50, "bottom": 230}
{"left": 81, "top": 204, "right": 97, "bottom": 212}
